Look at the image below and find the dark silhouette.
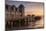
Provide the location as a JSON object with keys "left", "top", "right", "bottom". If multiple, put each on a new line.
{"left": 18, "top": 4, "right": 24, "bottom": 13}
{"left": 32, "top": 15, "right": 35, "bottom": 17}
{"left": 5, "top": 4, "right": 8, "bottom": 10}
{"left": 35, "top": 16, "right": 41, "bottom": 20}
{"left": 31, "top": 15, "right": 41, "bottom": 22}
{"left": 27, "top": 15, "right": 31, "bottom": 16}
{"left": 11, "top": 5, "right": 15, "bottom": 10}
{"left": 18, "top": 4, "right": 25, "bottom": 16}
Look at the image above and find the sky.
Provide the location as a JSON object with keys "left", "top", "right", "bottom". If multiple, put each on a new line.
{"left": 5, "top": 1, "right": 44, "bottom": 16}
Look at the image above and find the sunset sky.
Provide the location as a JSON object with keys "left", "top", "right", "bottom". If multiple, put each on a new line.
{"left": 5, "top": 1, "right": 44, "bottom": 16}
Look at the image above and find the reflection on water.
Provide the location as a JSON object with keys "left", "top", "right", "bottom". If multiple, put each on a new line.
{"left": 6, "top": 16, "right": 44, "bottom": 31}
{"left": 34, "top": 16, "right": 44, "bottom": 28}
